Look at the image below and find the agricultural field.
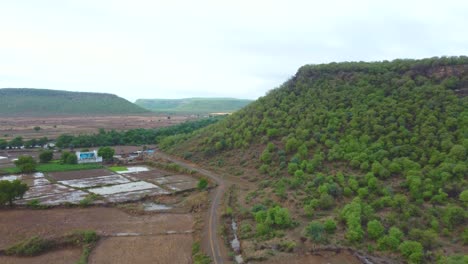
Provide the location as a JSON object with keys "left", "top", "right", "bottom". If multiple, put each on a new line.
{"left": 0, "top": 163, "right": 206, "bottom": 264}
{"left": 0, "top": 115, "right": 191, "bottom": 141}
{"left": 0, "top": 166, "right": 199, "bottom": 206}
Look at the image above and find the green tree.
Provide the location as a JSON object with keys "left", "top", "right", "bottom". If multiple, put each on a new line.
{"left": 9, "top": 136, "right": 23, "bottom": 148}
{"left": 39, "top": 150, "right": 54, "bottom": 163}
{"left": 460, "top": 190, "right": 468, "bottom": 205}
{"left": 367, "top": 220, "right": 385, "bottom": 240}
{"left": 14, "top": 156, "right": 37, "bottom": 173}
{"left": 306, "top": 221, "right": 325, "bottom": 243}
{"left": 0, "top": 180, "right": 29, "bottom": 206}
{"left": 399, "top": 240, "right": 424, "bottom": 263}
{"left": 60, "top": 151, "right": 73, "bottom": 164}
{"left": 0, "top": 139, "right": 7, "bottom": 150}
{"left": 98, "top": 146, "right": 115, "bottom": 162}
{"left": 324, "top": 219, "right": 337, "bottom": 234}
{"left": 66, "top": 154, "right": 78, "bottom": 164}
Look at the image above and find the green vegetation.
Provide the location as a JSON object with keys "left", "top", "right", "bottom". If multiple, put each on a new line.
{"left": 109, "top": 166, "right": 127, "bottom": 172}
{"left": 39, "top": 150, "right": 54, "bottom": 163}
{"left": 135, "top": 97, "right": 252, "bottom": 114}
{"left": 1, "top": 136, "right": 48, "bottom": 149}
{"left": 61, "top": 151, "right": 78, "bottom": 164}
{"left": 3, "top": 163, "right": 102, "bottom": 174}
{"left": 5, "top": 236, "right": 51, "bottom": 256}
{"left": 79, "top": 194, "right": 102, "bottom": 207}
{"left": 197, "top": 178, "right": 208, "bottom": 190}
{"left": 0, "top": 179, "right": 29, "bottom": 206}
{"left": 192, "top": 241, "right": 211, "bottom": 264}
{"left": 167, "top": 57, "right": 468, "bottom": 262}
{"left": 14, "top": 155, "right": 37, "bottom": 173}
{"left": 55, "top": 117, "right": 223, "bottom": 148}
{"left": 0, "top": 88, "right": 148, "bottom": 116}
{"left": 4, "top": 230, "right": 99, "bottom": 261}
{"left": 98, "top": 146, "right": 115, "bottom": 162}
{"left": 253, "top": 205, "right": 294, "bottom": 238}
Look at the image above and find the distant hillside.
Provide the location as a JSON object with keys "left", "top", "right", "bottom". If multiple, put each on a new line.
{"left": 0, "top": 88, "right": 149, "bottom": 116}
{"left": 165, "top": 57, "right": 468, "bottom": 263}
{"left": 135, "top": 98, "right": 252, "bottom": 114}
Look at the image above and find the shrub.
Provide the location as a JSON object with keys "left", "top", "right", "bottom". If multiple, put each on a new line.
{"left": 306, "top": 221, "right": 325, "bottom": 243}
{"left": 14, "top": 156, "right": 37, "bottom": 173}
{"left": 399, "top": 240, "right": 424, "bottom": 263}
{"left": 39, "top": 150, "right": 54, "bottom": 163}
{"left": 367, "top": 220, "right": 385, "bottom": 240}
{"left": 318, "top": 193, "right": 335, "bottom": 210}
{"left": 324, "top": 219, "right": 337, "bottom": 234}
{"left": 0, "top": 179, "right": 29, "bottom": 206}
{"left": 197, "top": 178, "right": 208, "bottom": 190}
{"left": 5, "top": 236, "right": 51, "bottom": 256}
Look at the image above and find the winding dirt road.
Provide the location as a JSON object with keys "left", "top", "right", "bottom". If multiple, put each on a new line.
{"left": 155, "top": 152, "right": 226, "bottom": 264}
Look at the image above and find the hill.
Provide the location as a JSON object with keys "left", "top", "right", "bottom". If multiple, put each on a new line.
{"left": 166, "top": 57, "right": 468, "bottom": 263}
{"left": 135, "top": 98, "right": 252, "bottom": 114}
{"left": 0, "top": 88, "right": 150, "bottom": 116}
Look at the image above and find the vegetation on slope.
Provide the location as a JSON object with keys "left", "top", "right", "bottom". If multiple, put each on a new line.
{"left": 135, "top": 98, "right": 252, "bottom": 114}
{"left": 0, "top": 88, "right": 149, "bottom": 116}
{"left": 167, "top": 57, "right": 468, "bottom": 263}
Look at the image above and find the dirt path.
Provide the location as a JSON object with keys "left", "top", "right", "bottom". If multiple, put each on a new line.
{"left": 155, "top": 152, "right": 226, "bottom": 264}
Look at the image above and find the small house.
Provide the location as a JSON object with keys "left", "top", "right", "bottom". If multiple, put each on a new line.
{"left": 76, "top": 150, "right": 103, "bottom": 164}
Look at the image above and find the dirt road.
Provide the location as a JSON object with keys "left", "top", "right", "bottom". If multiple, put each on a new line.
{"left": 155, "top": 152, "right": 226, "bottom": 264}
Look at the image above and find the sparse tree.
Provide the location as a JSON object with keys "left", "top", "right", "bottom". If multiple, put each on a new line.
{"left": 98, "top": 147, "right": 115, "bottom": 162}
{"left": 0, "top": 180, "right": 29, "bottom": 206}
{"left": 39, "top": 150, "right": 54, "bottom": 163}
{"left": 14, "top": 156, "right": 37, "bottom": 173}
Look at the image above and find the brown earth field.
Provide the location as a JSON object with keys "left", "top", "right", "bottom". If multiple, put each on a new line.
{"left": 0, "top": 115, "right": 193, "bottom": 140}
{"left": 89, "top": 235, "right": 192, "bottom": 264}
{"left": 0, "top": 207, "right": 194, "bottom": 264}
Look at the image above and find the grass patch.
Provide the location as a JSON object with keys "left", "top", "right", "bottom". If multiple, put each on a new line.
{"left": 26, "top": 199, "right": 49, "bottom": 209}
{"left": 2, "top": 167, "right": 21, "bottom": 174}
{"left": 5, "top": 236, "right": 51, "bottom": 256}
{"left": 5, "top": 230, "right": 99, "bottom": 261}
{"left": 37, "top": 163, "right": 103, "bottom": 172}
{"left": 2, "top": 163, "right": 104, "bottom": 174}
{"left": 108, "top": 166, "right": 127, "bottom": 172}
{"left": 79, "top": 194, "right": 103, "bottom": 207}
{"left": 192, "top": 241, "right": 211, "bottom": 264}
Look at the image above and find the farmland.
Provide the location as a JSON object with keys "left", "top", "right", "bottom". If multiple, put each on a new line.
{"left": 0, "top": 115, "right": 191, "bottom": 141}
{"left": 0, "top": 160, "right": 206, "bottom": 264}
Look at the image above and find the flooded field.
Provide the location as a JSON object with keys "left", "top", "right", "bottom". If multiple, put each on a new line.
{"left": 0, "top": 166, "right": 200, "bottom": 206}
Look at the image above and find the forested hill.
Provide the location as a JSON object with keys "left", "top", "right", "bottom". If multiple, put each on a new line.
{"left": 0, "top": 88, "right": 149, "bottom": 116}
{"left": 167, "top": 57, "right": 468, "bottom": 263}
{"left": 135, "top": 98, "right": 252, "bottom": 114}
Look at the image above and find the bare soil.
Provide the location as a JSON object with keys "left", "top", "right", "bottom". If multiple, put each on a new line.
{"left": 0, "top": 115, "right": 192, "bottom": 140}
{"left": 89, "top": 235, "right": 193, "bottom": 264}
{"left": 48, "top": 169, "right": 115, "bottom": 181}
{"left": 0, "top": 248, "right": 82, "bottom": 264}
{"left": 251, "top": 252, "right": 362, "bottom": 264}
{"left": 0, "top": 207, "right": 193, "bottom": 249}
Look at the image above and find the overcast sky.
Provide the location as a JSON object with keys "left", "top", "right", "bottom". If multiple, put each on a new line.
{"left": 1, "top": 0, "right": 467, "bottom": 101}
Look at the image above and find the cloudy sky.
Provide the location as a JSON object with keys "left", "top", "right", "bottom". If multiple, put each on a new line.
{"left": 0, "top": 0, "right": 467, "bottom": 101}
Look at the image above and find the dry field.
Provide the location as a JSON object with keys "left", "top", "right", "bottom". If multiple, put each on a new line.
{"left": 0, "top": 207, "right": 194, "bottom": 264}
{"left": 0, "top": 115, "right": 192, "bottom": 140}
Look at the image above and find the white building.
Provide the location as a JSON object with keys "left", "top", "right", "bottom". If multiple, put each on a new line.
{"left": 76, "top": 150, "right": 103, "bottom": 164}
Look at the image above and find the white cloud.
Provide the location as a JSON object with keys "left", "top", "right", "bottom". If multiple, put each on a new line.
{"left": 0, "top": 0, "right": 467, "bottom": 101}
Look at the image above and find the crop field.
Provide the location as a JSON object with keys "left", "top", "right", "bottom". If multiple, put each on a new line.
{"left": 1, "top": 166, "right": 199, "bottom": 206}
{"left": 0, "top": 115, "right": 192, "bottom": 140}
{"left": 0, "top": 207, "right": 195, "bottom": 264}
{"left": 0, "top": 164, "right": 202, "bottom": 264}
